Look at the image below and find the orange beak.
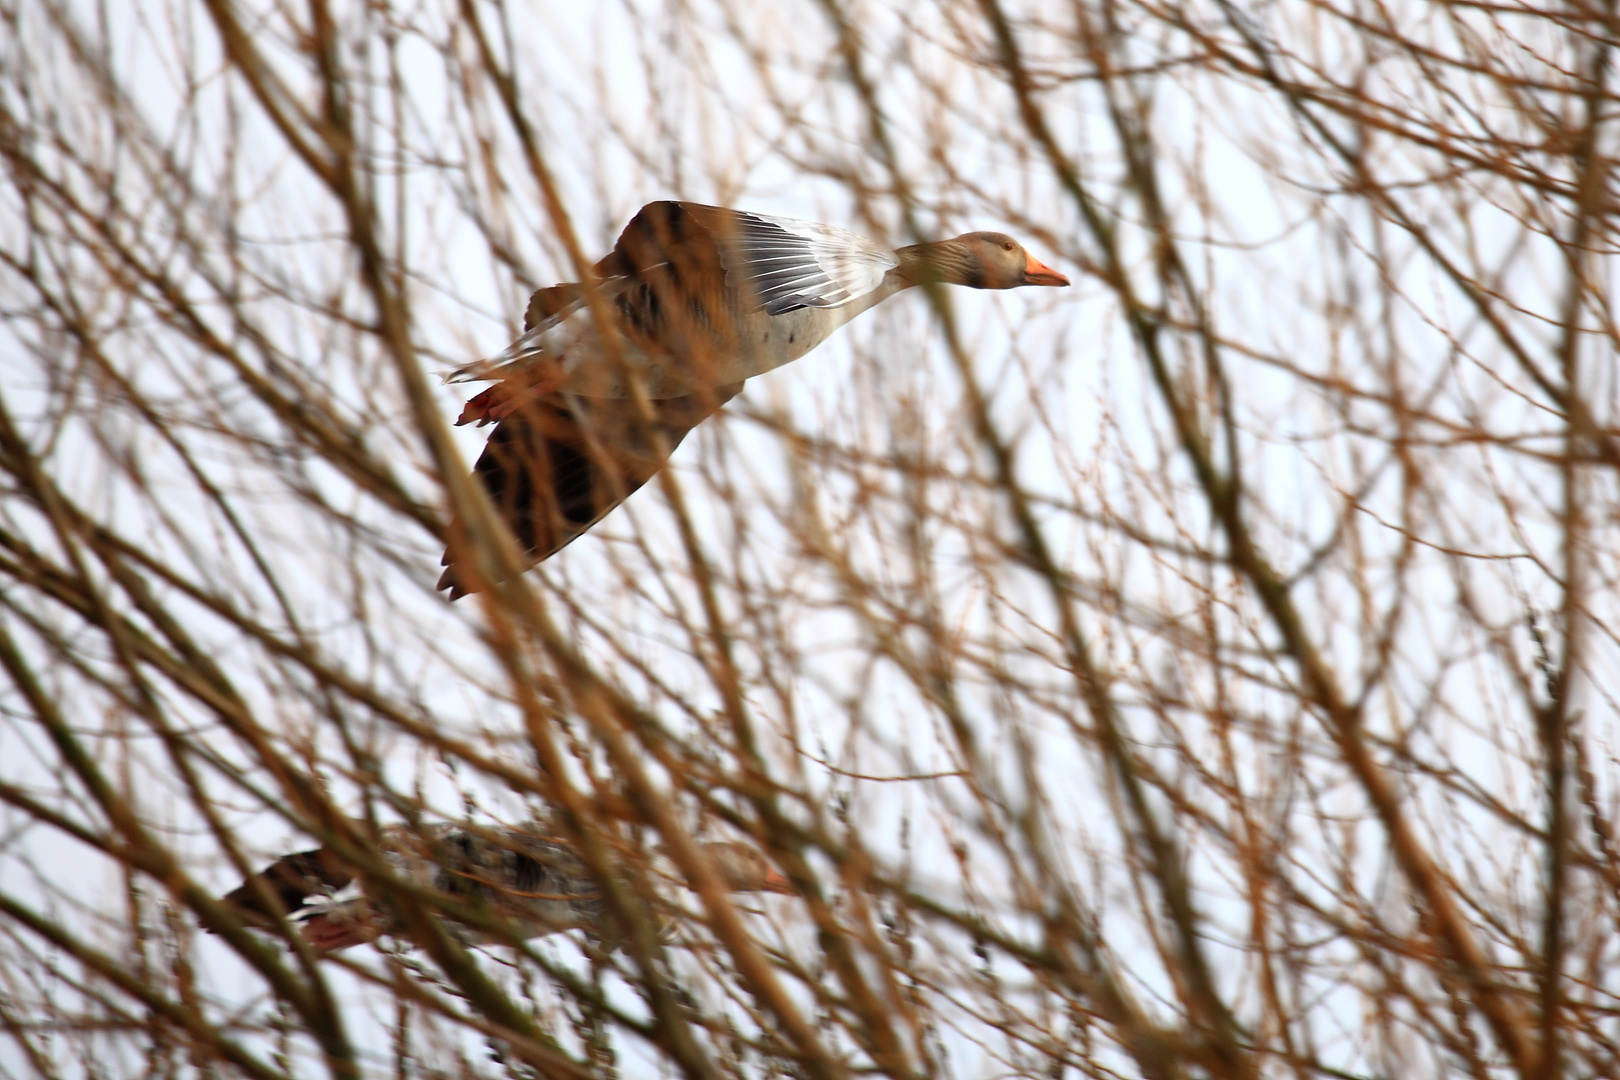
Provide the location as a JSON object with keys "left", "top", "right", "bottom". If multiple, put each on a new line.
{"left": 761, "top": 867, "right": 796, "bottom": 895}
{"left": 1022, "top": 252, "right": 1070, "bottom": 287}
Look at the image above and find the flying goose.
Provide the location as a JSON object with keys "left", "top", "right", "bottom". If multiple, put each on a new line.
{"left": 217, "top": 822, "right": 794, "bottom": 953}
{"left": 439, "top": 201, "right": 1069, "bottom": 596}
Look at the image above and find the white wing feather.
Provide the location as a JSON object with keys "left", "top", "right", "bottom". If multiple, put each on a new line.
{"left": 715, "top": 211, "right": 899, "bottom": 315}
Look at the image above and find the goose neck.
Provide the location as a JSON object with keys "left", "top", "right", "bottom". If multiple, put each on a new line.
{"left": 894, "top": 240, "right": 982, "bottom": 289}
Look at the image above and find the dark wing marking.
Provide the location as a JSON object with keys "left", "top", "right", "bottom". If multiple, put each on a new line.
{"left": 606, "top": 202, "right": 740, "bottom": 360}
{"left": 438, "top": 383, "right": 743, "bottom": 597}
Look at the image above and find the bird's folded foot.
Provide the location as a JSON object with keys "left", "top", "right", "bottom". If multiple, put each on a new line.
{"left": 455, "top": 378, "right": 559, "bottom": 427}
{"left": 300, "top": 912, "right": 376, "bottom": 953}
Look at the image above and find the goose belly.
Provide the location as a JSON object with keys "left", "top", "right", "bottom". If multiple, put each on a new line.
{"left": 547, "top": 305, "right": 855, "bottom": 398}
{"left": 723, "top": 306, "right": 850, "bottom": 382}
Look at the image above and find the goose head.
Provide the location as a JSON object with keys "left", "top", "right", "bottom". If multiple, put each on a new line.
{"left": 898, "top": 232, "right": 1070, "bottom": 290}
{"left": 703, "top": 841, "right": 796, "bottom": 894}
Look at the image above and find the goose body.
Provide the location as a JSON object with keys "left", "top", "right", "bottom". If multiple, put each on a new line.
{"left": 218, "top": 821, "right": 793, "bottom": 953}
{"left": 440, "top": 201, "right": 1068, "bottom": 596}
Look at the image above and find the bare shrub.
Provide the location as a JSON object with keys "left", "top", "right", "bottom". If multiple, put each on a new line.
{"left": 1, "top": 0, "right": 1616, "bottom": 1077}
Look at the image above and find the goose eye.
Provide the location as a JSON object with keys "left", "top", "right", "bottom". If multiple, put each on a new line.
{"left": 1003, "top": 242, "right": 1015, "bottom": 251}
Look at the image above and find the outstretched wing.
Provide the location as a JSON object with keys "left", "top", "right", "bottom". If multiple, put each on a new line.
{"left": 438, "top": 383, "right": 743, "bottom": 598}
{"left": 679, "top": 204, "right": 899, "bottom": 315}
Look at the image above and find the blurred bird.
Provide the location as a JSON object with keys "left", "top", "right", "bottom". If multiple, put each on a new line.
{"left": 439, "top": 200, "right": 1069, "bottom": 596}
{"left": 216, "top": 821, "right": 794, "bottom": 953}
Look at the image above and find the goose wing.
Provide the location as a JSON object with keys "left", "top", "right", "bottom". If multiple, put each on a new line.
{"left": 218, "top": 847, "right": 355, "bottom": 925}
{"left": 679, "top": 203, "right": 900, "bottom": 314}
{"left": 437, "top": 382, "right": 743, "bottom": 597}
